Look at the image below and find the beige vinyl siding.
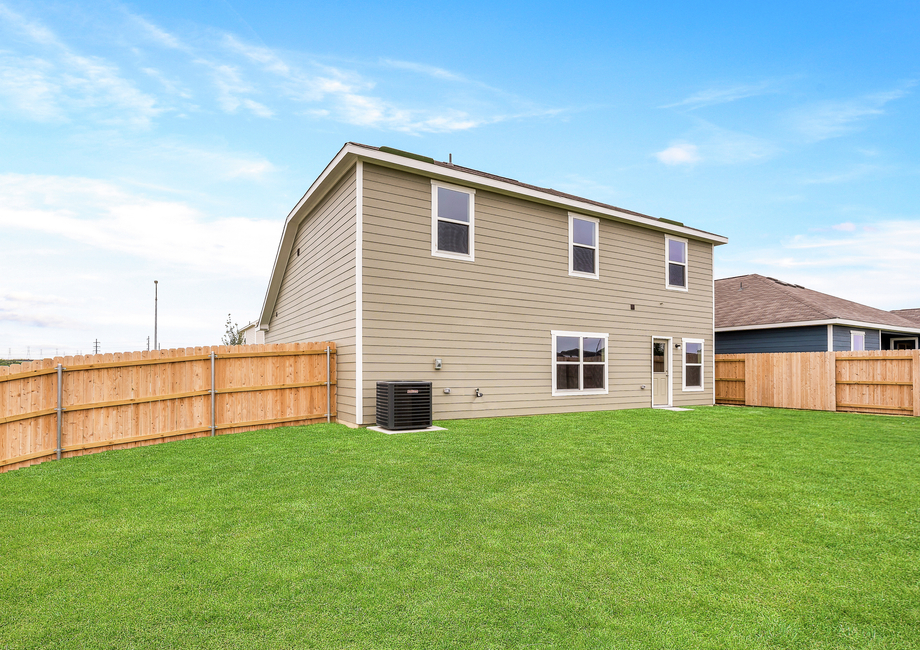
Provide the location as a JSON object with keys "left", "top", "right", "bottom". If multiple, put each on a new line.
{"left": 265, "top": 167, "right": 357, "bottom": 423}
{"left": 361, "top": 163, "right": 714, "bottom": 422}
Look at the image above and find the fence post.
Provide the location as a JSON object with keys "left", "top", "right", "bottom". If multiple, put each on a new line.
{"left": 55, "top": 363, "right": 64, "bottom": 460}
{"left": 913, "top": 350, "right": 919, "bottom": 417}
{"left": 326, "top": 346, "right": 331, "bottom": 423}
{"left": 210, "top": 351, "right": 216, "bottom": 436}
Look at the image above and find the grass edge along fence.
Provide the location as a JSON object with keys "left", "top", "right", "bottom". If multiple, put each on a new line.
{"left": 715, "top": 349, "right": 920, "bottom": 416}
{"left": 0, "top": 342, "right": 336, "bottom": 472}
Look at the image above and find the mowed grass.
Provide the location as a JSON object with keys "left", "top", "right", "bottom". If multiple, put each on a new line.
{"left": 1, "top": 407, "right": 918, "bottom": 649}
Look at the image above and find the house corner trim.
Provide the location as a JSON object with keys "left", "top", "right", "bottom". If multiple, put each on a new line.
{"left": 356, "top": 160, "right": 364, "bottom": 425}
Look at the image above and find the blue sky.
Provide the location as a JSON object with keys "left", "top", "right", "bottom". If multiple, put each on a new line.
{"left": 1, "top": 0, "right": 918, "bottom": 357}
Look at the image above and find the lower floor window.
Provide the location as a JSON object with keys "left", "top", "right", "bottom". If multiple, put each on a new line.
{"left": 682, "top": 339, "right": 704, "bottom": 390}
{"left": 850, "top": 330, "right": 866, "bottom": 351}
{"left": 552, "top": 331, "right": 608, "bottom": 394}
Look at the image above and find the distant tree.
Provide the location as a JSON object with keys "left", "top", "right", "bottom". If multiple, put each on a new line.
{"left": 222, "top": 314, "right": 245, "bottom": 346}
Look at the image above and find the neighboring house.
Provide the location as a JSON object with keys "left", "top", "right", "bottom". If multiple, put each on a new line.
{"left": 239, "top": 320, "right": 265, "bottom": 345}
{"left": 256, "top": 143, "right": 728, "bottom": 427}
{"left": 715, "top": 274, "right": 920, "bottom": 353}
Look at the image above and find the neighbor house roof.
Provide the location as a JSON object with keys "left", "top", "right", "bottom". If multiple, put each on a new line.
{"left": 715, "top": 274, "right": 920, "bottom": 333}
{"left": 258, "top": 142, "right": 728, "bottom": 328}
{"left": 891, "top": 309, "right": 920, "bottom": 326}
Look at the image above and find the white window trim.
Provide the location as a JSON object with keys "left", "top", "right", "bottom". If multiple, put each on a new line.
{"left": 850, "top": 330, "right": 866, "bottom": 351}
{"left": 431, "top": 180, "right": 475, "bottom": 262}
{"left": 891, "top": 337, "right": 919, "bottom": 350}
{"left": 568, "top": 213, "right": 599, "bottom": 279}
{"left": 681, "top": 338, "right": 704, "bottom": 391}
{"left": 551, "top": 330, "right": 609, "bottom": 396}
{"left": 665, "top": 235, "right": 689, "bottom": 292}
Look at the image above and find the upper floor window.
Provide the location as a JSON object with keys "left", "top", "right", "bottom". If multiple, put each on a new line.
{"left": 569, "top": 214, "right": 599, "bottom": 279}
{"left": 666, "top": 235, "right": 688, "bottom": 291}
{"left": 850, "top": 330, "right": 866, "bottom": 351}
{"left": 552, "top": 331, "right": 609, "bottom": 395}
{"left": 682, "top": 338, "right": 704, "bottom": 390}
{"left": 432, "top": 181, "right": 475, "bottom": 261}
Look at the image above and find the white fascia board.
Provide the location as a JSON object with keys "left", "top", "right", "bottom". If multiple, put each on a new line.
{"left": 716, "top": 318, "right": 920, "bottom": 336}
{"left": 352, "top": 145, "right": 728, "bottom": 245}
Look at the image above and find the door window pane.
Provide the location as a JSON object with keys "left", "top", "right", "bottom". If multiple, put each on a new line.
{"left": 438, "top": 187, "right": 469, "bottom": 222}
{"left": 653, "top": 342, "right": 665, "bottom": 372}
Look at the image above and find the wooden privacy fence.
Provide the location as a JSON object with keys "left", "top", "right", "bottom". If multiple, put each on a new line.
{"left": 715, "top": 350, "right": 920, "bottom": 416}
{"left": 1, "top": 342, "right": 336, "bottom": 472}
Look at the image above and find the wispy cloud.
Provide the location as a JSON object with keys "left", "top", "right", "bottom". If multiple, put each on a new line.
{"left": 196, "top": 59, "right": 273, "bottom": 117}
{"left": 723, "top": 219, "right": 920, "bottom": 309}
{"left": 0, "top": 4, "right": 162, "bottom": 127}
{"left": 789, "top": 84, "right": 915, "bottom": 142}
{"left": 661, "top": 80, "right": 779, "bottom": 110}
{"left": 125, "top": 13, "right": 186, "bottom": 51}
{"left": 219, "top": 34, "right": 554, "bottom": 133}
{"left": 655, "top": 121, "right": 779, "bottom": 166}
{"left": 380, "top": 59, "right": 467, "bottom": 82}
{"left": 800, "top": 164, "right": 880, "bottom": 185}
{"left": 0, "top": 174, "right": 279, "bottom": 277}
{"left": 156, "top": 144, "right": 276, "bottom": 179}
{"left": 656, "top": 143, "right": 700, "bottom": 165}
{"left": 0, "top": 292, "right": 75, "bottom": 329}
{"left": 0, "top": 5, "right": 560, "bottom": 135}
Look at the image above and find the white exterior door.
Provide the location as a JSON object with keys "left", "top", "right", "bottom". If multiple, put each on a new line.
{"left": 652, "top": 338, "right": 671, "bottom": 407}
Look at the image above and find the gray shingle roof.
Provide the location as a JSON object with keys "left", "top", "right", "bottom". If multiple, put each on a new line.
{"left": 716, "top": 274, "right": 920, "bottom": 331}
{"left": 348, "top": 142, "right": 725, "bottom": 240}
{"left": 891, "top": 309, "right": 920, "bottom": 325}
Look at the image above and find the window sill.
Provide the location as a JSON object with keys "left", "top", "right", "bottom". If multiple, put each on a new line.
{"left": 552, "top": 388, "right": 609, "bottom": 397}
{"left": 666, "top": 285, "right": 689, "bottom": 292}
{"left": 682, "top": 387, "right": 704, "bottom": 392}
{"left": 432, "top": 250, "right": 475, "bottom": 262}
{"left": 569, "top": 270, "right": 599, "bottom": 280}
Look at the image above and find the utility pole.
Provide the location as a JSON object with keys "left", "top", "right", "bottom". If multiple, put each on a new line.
{"left": 93, "top": 339, "right": 100, "bottom": 355}
{"left": 147, "top": 336, "right": 150, "bottom": 352}
{"left": 154, "top": 280, "right": 159, "bottom": 351}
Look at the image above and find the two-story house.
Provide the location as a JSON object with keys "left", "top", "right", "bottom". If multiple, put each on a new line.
{"left": 256, "top": 143, "right": 728, "bottom": 427}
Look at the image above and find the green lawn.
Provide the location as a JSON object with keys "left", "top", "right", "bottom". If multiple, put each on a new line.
{"left": 1, "top": 406, "right": 918, "bottom": 649}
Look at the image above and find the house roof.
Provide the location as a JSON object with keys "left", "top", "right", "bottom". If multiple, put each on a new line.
{"left": 891, "top": 309, "right": 920, "bottom": 326}
{"left": 347, "top": 143, "right": 728, "bottom": 240}
{"left": 257, "top": 142, "right": 728, "bottom": 328}
{"left": 715, "top": 274, "right": 920, "bottom": 333}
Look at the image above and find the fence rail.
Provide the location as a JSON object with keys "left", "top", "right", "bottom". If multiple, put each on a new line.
{"left": 1, "top": 342, "right": 336, "bottom": 472}
{"left": 715, "top": 350, "right": 919, "bottom": 416}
